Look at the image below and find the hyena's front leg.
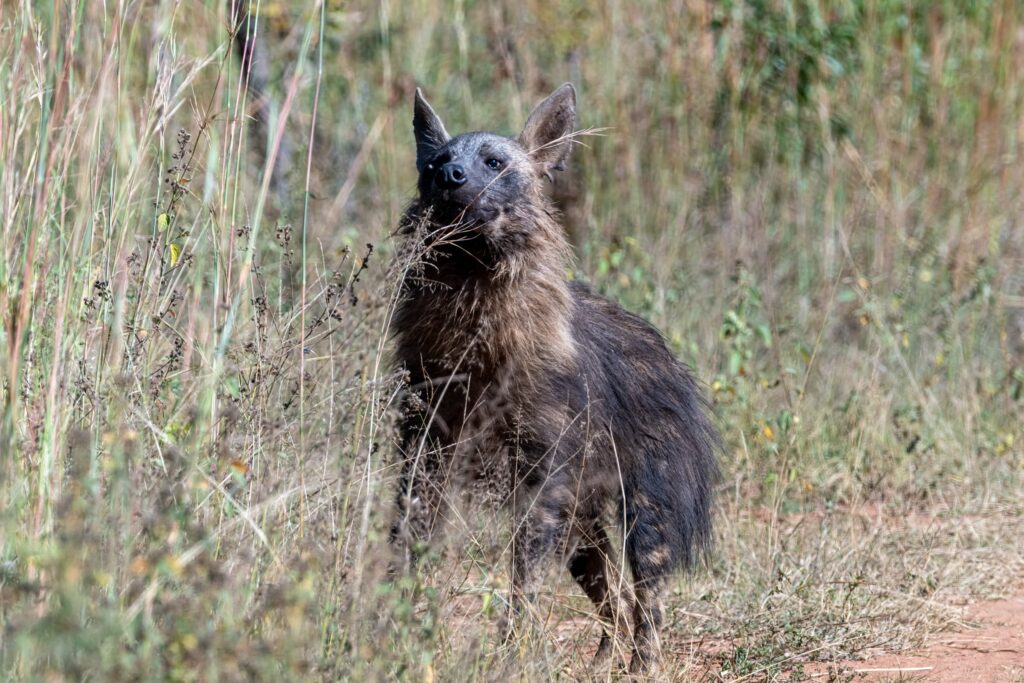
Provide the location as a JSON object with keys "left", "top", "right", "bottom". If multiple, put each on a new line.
{"left": 506, "top": 466, "right": 573, "bottom": 640}
{"left": 390, "top": 418, "right": 449, "bottom": 572}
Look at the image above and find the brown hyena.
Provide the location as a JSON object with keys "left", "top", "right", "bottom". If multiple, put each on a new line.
{"left": 389, "top": 83, "right": 720, "bottom": 674}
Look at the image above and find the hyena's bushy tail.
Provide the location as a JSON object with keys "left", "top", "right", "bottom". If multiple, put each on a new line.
{"left": 620, "top": 366, "right": 721, "bottom": 578}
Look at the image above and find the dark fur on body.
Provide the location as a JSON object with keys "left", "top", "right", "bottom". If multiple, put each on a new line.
{"left": 390, "top": 84, "right": 720, "bottom": 674}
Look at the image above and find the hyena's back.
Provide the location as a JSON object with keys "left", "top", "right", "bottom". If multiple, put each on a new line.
{"left": 556, "top": 280, "right": 719, "bottom": 572}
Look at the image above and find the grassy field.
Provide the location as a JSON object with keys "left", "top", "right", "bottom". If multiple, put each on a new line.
{"left": 2, "top": 1, "right": 1022, "bottom": 680}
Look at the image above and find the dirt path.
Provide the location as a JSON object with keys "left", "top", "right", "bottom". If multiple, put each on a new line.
{"left": 811, "top": 594, "right": 1024, "bottom": 682}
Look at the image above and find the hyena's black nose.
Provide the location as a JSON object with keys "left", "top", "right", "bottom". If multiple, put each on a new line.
{"left": 437, "top": 162, "right": 467, "bottom": 189}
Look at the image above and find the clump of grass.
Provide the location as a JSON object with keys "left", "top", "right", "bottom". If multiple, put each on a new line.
{"left": 1, "top": 1, "right": 1022, "bottom": 681}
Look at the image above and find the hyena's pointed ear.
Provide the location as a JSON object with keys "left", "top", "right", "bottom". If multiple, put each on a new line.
{"left": 518, "top": 83, "right": 577, "bottom": 176}
{"left": 413, "top": 88, "right": 451, "bottom": 172}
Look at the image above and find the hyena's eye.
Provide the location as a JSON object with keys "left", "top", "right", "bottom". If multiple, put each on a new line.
{"left": 425, "top": 153, "right": 448, "bottom": 173}
{"left": 486, "top": 158, "right": 503, "bottom": 170}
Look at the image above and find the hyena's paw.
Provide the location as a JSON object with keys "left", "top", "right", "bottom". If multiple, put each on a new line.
{"left": 593, "top": 631, "right": 613, "bottom": 662}
{"left": 625, "top": 629, "right": 664, "bottom": 681}
{"left": 497, "top": 590, "right": 534, "bottom": 646}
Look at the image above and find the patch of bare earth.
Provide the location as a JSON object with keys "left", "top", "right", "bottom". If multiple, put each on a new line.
{"left": 806, "top": 593, "right": 1024, "bottom": 682}
{"left": 655, "top": 502, "right": 1023, "bottom": 682}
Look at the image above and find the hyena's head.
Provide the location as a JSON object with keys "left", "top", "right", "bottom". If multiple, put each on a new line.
{"left": 411, "top": 84, "right": 576, "bottom": 233}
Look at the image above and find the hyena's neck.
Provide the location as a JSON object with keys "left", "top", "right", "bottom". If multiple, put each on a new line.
{"left": 396, "top": 205, "right": 577, "bottom": 386}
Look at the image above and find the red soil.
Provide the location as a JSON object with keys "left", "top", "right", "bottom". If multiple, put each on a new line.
{"left": 808, "top": 594, "right": 1024, "bottom": 682}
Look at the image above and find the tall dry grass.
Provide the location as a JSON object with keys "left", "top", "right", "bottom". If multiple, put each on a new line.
{"left": 1, "top": 1, "right": 1022, "bottom": 680}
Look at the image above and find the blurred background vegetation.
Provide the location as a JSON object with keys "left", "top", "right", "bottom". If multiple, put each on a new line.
{"left": 1, "top": 0, "right": 1022, "bottom": 680}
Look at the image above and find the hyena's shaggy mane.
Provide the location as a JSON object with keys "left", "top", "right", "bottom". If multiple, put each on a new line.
{"left": 393, "top": 195, "right": 577, "bottom": 386}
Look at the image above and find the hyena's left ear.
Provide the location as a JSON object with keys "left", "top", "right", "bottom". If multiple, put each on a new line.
{"left": 413, "top": 87, "right": 451, "bottom": 172}
{"left": 519, "top": 83, "right": 577, "bottom": 177}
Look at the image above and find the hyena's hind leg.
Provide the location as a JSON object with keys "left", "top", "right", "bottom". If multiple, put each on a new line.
{"left": 567, "top": 521, "right": 631, "bottom": 662}
{"left": 623, "top": 505, "right": 676, "bottom": 675}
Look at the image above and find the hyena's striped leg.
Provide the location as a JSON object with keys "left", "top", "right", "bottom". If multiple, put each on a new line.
{"left": 624, "top": 507, "right": 674, "bottom": 675}
{"left": 628, "top": 577, "right": 666, "bottom": 675}
{"left": 567, "top": 522, "right": 629, "bottom": 661}
{"left": 506, "top": 473, "right": 572, "bottom": 640}
{"left": 389, "top": 429, "right": 447, "bottom": 572}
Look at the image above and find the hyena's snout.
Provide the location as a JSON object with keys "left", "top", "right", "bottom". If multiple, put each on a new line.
{"left": 434, "top": 161, "right": 491, "bottom": 210}
{"left": 435, "top": 161, "right": 467, "bottom": 189}
{"left": 426, "top": 158, "right": 485, "bottom": 211}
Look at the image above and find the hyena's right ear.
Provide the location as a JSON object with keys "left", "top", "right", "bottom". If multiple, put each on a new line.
{"left": 519, "top": 83, "right": 577, "bottom": 178}
{"left": 413, "top": 88, "right": 450, "bottom": 172}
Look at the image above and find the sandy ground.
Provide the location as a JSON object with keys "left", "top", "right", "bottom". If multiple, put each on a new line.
{"left": 806, "top": 593, "right": 1024, "bottom": 682}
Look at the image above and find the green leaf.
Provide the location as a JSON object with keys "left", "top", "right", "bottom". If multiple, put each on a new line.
{"left": 728, "top": 350, "right": 742, "bottom": 376}
{"left": 481, "top": 591, "right": 492, "bottom": 615}
{"left": 224, "top": 376, "right": 240, "bottom": 400}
